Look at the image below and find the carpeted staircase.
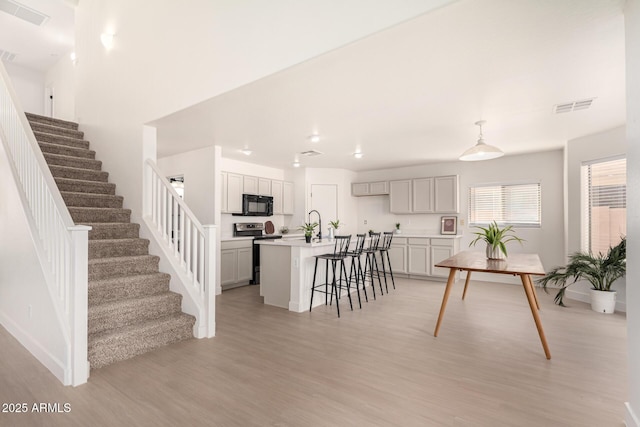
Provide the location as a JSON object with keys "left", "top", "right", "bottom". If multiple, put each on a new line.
{"left": 26, "top": 112, "right": 195, "bottom": 369}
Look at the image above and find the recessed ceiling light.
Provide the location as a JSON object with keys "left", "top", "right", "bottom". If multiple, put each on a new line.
{"left": 353, "top": 152, "right": 363, "bottom": 159}
{"left": 308, "top": 134, "right": 320, "bottom": 143}
{"left": 240, "top": 149, "right": 252, "bottom": 156}
{"left": 292, "top": 161, "right": 300, "bottom": 168}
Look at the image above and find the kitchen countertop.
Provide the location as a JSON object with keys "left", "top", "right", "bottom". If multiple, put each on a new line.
{"left": 391, "top": 233, "right": 463, "bottom": 238}
{"left": 255, "top": 238, "right": 336, "bottom": 248}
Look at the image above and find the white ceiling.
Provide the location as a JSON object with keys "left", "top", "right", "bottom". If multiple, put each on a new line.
{"left": 152, "top": 0, "right": 626, "bottom": 172}
{"left": 0, "top": 0, "right": 74, "bottom": 72}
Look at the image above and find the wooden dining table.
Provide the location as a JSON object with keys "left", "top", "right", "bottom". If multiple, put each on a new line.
{"left": 433, "top": 251, "right": 551, "bottom": 359}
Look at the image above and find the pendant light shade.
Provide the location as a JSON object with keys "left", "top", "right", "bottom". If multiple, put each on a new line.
{"left": 459, "top": 120, "right": 504, "bottom": 161}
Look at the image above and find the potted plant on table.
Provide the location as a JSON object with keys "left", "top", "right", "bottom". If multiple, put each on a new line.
{"left": 469, "top": 221, "right": 524, "bottom": 260}
{"left": 299, "top": 222, "right": 318, "bottom": 243}
{"left": 328, "top": 220, "right": 340, "bottom": 240}
{"left": 395, "top": 223, "right": 401, "bottom": 234}
{"left": 537, "top": 237, "right": 626, "bottom": 313}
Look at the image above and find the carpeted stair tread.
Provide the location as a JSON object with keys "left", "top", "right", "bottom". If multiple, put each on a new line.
{"left": 88, "top": 255, "right": 160, "bottom": 281}
{"left": 88, "top": 273, "right": 171, "bottom": 305}
{"left": 88, "top": 313, "right": 195, "bottom": 369}
{"left": 84, "top": 222, "right": 140, "bottom": 240}
{"left": 89, "top": 238, "right": 149, "bottom": 258}
{"left": 69, "top": 206, "right": 131, "bottom": 223}
{"left": 49, "top": 165, "right": 109, "bottom": 182}
{"left": 44, "top": 152, "right": 102, "bottom": 171}
{"left": 33, "top": 131, "right": 89, "bottom": 150}
{"left": 26, "top": 112, "right": 79, "bottom": 130}
{"left": 62, "top": 191, "right": 124, "bottom": 208}
{"left": 27, "top": 112, "right": 195, "bottom": 370}
{"left": 38, "top": 141, "right": 95, "bottom": 159}
{"left": 55, "top": 178, "right": 116, "bottom": 195}
{"left": 29, "top": 121, "right": 84, "bottom": 139}
{"left": 88, "top": 292, "right": 183, "bottom": 335}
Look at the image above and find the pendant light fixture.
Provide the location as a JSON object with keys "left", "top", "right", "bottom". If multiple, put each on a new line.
{"left": 459, "top": 120, "right": 504, "bottom": 161}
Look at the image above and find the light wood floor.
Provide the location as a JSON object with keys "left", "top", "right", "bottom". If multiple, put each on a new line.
{"left": 0, "top": 278, "right": 628, "bottom": 426}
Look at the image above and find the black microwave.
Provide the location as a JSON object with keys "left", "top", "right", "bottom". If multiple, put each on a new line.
{"left": 233, "top": 194, "right": 273, "bottom": 216}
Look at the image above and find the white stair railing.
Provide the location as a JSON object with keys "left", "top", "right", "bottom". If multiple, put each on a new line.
{"left": 0, "top": 63, "right": 89, "bottom": 386}
{"left": 143, "top": 159, "right": 215, "bottom": 338}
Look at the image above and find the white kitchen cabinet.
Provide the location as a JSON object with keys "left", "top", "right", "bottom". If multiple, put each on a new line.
{"left": 389, "top": 180, "right": 412, "bottom": 213}
{"left": 243, "top": 175, "right": 258, "bottom": 194}
{"left": 407, "top": 238, "right": 430, "bottom": 275}
{"left": 387, "top": 236, "right": 460, "bottom": 280}
{"left": 225, "top": 173, "right": 243, "bottom": 214}
{"left": 434, "top": 175, "right": 459, "bottom": 213}
{"left": 430, "top": 239, "right": 456, "bottom": 278}
{"left": 271, "top": 180, "right": 283, "bottom": 214}
{"left": 351, "top": 181, "right": 389, "bottom": 196}
{"left": 258, "top": 178, "right": 271, "bottom": 196}
{"left": 221, "top": 240, "right": 253, "bottom": 290}
{"left": 412, "top": 177, "right": 434, "bottom": 213}
{"left": 388, "top": 237, "right": 408, "bottom": 274}
{"left": 283, "top": 181, "right": 294, "bottom": 215}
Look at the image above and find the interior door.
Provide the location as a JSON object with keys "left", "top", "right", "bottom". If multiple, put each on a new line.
{"left": 310, "top": 184, "right": 338, "bottom": 238}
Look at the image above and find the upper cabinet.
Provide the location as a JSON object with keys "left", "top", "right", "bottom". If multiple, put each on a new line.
{"left": 221, "top": 172, "right": 293, "bottom": 215}
{"left": 389, "top": 175, "right": 458, "bottom": 214}
{"left": 351, "top": 181, "right": 389, "bottom": 196}
{"left": 434, "top": 175, "right": 459, "bottom": 213}
{"left": 389, "top": 180, "right": 412, "bottom": 213}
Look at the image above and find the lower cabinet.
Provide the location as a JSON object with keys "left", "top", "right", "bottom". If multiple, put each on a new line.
{"left": 387, "top": 236, "right": 460, "bottom": 280}
{"left": 221, "top": 240, "right": 253, "bottom": 290}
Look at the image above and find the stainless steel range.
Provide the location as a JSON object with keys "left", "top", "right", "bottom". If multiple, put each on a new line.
{"left": 234, "top": 223, "right": 282, "bottom": 285}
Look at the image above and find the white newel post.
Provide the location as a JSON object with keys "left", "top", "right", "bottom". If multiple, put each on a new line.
{"left": 204, "top": 225, "right": 217, "bottom": 338}
{"left": 68, "top": 225, "right": 91, "bottom": 386}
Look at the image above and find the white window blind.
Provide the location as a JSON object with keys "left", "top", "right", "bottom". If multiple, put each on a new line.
{"left": 583, "top": 157, "right": 626, "bottom": 254}
{"left": 468, "top": 183, "right": 541, "bottom": 227}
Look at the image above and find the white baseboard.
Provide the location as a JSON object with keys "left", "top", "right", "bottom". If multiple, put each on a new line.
{"left": 626, "top": 402, "right": 640, "bottom": 427}
{"left": 565, "top": 289, "right": 627, "bottom": 312}
{"left": 0, "top": 309, "right": 68, "bottom": 385}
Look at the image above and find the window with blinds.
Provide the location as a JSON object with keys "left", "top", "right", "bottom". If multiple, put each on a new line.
{"left": 468, "top": 183, "right": 541, "bottom": 227}
{"left": 583, "top": 157, "right": 626, "bottom": 254}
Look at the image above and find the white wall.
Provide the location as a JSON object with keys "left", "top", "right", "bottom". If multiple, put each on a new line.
{"left": 0, "top": 137, "right": 68, "bottom": 384}
{"left": 3, "top": 62, "right": 45, "bottom": 115}
{"left": 45, "top": 54, "right": 76, "bottom": 122}
{"left": 68, "top": 0, "right": 455, "bottom": 235}
{"left": 157, "top": 146, "right": 216, "bottom": 224}
{"left": 356, "top": 150, "right": 565, "bottom": 283}
{"left": 565, "top": 126, "right": 627, "bottom": 310}
{"left": 625, "top": 1, "right": 640, "bottom": 425}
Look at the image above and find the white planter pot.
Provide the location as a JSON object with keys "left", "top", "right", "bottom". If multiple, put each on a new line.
{"left": 590, "top": 289, "right": 616, "bottom": 314}
{"left": 486, "top": 244, "right": 506, "bottom": 260}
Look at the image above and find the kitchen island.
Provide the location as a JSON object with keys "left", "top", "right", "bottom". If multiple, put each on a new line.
{"left": 255, "top": 238, "right": 340, "bottom": 312}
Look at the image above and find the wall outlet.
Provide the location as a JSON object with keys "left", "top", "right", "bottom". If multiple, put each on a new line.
{"left": 294, "top": 258, "right": 299, "bottom": 268}
{"left": 460, "top": 219, "right": 465, "bottom": 226}
{"left": 28, "top": 305, "right": 32, "bottom": 318}
{"left": 364, "top": 219, "right": 367, "bottom": 225}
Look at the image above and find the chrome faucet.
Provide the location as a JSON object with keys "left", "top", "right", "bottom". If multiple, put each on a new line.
{"left": 308, "top": 210, "right": 322, "bottom": 239}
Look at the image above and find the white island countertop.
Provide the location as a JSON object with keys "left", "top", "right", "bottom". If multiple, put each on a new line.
{"left": 255, "top": 238, "right": 337, "bottom": 248}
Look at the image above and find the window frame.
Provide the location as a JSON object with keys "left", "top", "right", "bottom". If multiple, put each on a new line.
{"left": 468, "top": 181, "right": 542, "bottom": 228}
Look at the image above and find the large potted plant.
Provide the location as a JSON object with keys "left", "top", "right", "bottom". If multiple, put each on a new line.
{"left": 299, "top": 222, "right": 318, "bottom": 243}
{"left": 537, "top": 237, "right": 626, "bottom": 313}
{"left": 469, "top": 221, "right": 524, "bottom": 259}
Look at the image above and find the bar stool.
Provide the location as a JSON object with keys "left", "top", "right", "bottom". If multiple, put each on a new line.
{"left": 345, "top": 234, "right": 367, "bottom": 306}
{"left": 378, "top": 231, "right": 396, "bottom": 292}
{"left": 310, "top": 235, "right": 352, "bottom": 317}
{"left": 362, "top": 232, "right": 384, "bottom": 297}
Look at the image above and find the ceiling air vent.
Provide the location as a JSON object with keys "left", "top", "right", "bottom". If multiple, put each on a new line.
{"left": 0, "top": 0, "right": 49, "bottom": 26}
{"left": 0, "top": 49, "right": 17, "bottom": 62}
{"left": 554, "top": 98, "right": 595, "bottom": 114}
{"left": 300, "top": 149, "right": 323, "bottom": 157}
